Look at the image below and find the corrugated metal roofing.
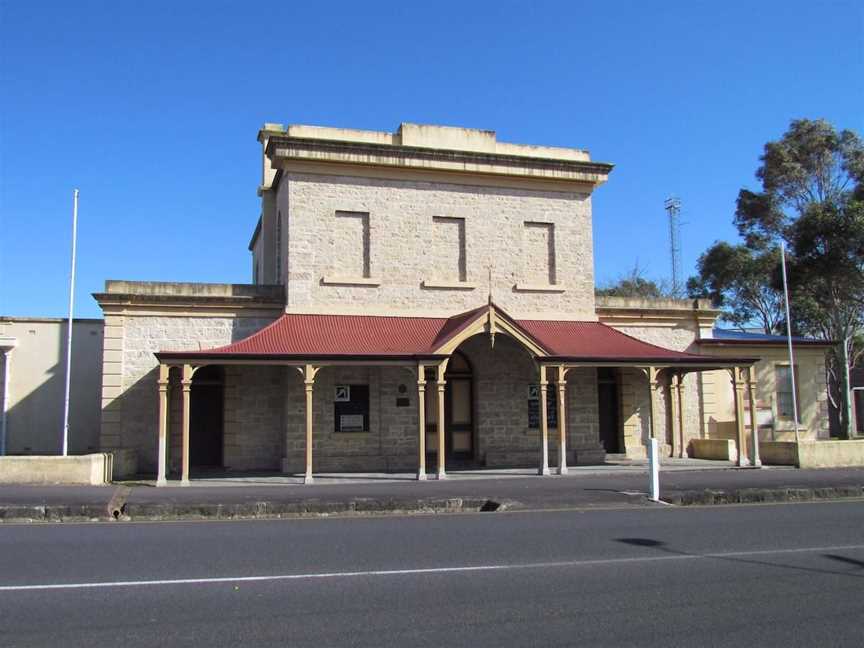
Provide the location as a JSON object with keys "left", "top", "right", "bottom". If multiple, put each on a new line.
{"left": 704, "top": 329, "right": 830, "bottom": 345}
{"left": 157, "top": 306, "right": 724, "bottom": 363}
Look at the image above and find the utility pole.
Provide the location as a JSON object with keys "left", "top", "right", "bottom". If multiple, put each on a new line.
{"left": 62, "top": 189, "right": 79, "bottom": 456}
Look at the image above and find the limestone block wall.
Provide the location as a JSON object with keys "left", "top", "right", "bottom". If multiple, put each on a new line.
{"left": 279, "top": 173, "right": 596, "bottom": 319}
{"left": 609, "top": 324, "right": 702, "bottom": 459}
{"left": 460, "top": 335, "right": 600, "bottom": 468}
{"left": 223, "top": 366, "right": 283, "bottom": 471}
{"left": 102, "top": 314, "right": 277, "bottom": 472}
{"left": 281, "top": 365, "right": 419, "bottom": 473}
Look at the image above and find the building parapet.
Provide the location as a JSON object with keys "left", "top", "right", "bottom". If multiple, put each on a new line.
{"left": 261, "top": 122, "right": 613, "bottom": 191}
{"left": 93, "top": 281, "right": 285, "bottom": 314}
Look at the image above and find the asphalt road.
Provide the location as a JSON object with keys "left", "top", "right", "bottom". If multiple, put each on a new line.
{"left": 1, "top": 502, "right": 863, "bottom": 647}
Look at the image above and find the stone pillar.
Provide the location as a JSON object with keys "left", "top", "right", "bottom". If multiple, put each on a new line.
{"left": 539, "top": 365, "right": 550, "bottom": 476}
{"left": 436, "top": 362, "right": 447, "bottom": 480}
{"left": 417, "top": 363, "right": 427, "bottom": 481}
{"left": 732, "top": 367, "right": 750, "bottom": 467}
{"left": 748, "top": 367, "right": 762, "bottom": 467}
{"left": 180, "top": 364, "right": 193, "bottom": 486}
{"left": 156, "top": 364, "right": 170, "bottom": 487}
{"left": 301, "top": 364, "right": 320, "bottom": 484}
{"left": 557, "top": 366, "right": 569, "bottom": 475}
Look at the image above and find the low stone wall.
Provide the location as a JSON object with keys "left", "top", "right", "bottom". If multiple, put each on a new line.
{"left": 797, "top": 440, "right": 864, "bottom": 468}
{"left": 689, "top": 439, "right": 736, "bottom": 462}
{"left": 0, "top": 454, "right": 112, "bottom": 485}
{"left": 759, "top": 441, "right": 798, "bottom": 466}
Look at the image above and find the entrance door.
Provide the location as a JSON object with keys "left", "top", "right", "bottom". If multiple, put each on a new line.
{"left": 597, "top": 368, "right": 621, "bottom": 453}
{"left": 190, "top": 366, "right": 224, "bottom": 468}
{"left": 425, "top": 352, "right": 474, "bottom": 462}
{"left": 446, "top": 377, "right": 473, "bottom": 459}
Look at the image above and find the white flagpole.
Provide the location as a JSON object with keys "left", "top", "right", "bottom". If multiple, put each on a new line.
{"left": 62, "top": 189, "right": 79, "bottom": 456}
{"left": 780, "top": 241, "right": 800, "bottom": 444}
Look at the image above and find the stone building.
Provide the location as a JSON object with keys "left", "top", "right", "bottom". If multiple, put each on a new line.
{"left": 92, "top": 123, "right": 830, "bottom": 484}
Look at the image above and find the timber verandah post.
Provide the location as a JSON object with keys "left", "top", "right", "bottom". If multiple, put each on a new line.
{"left": 646, "top": 366, "right": 660, "bottom": 450}
{"left": 156, "top": 363, "right": 170, "bottom": 487}
{"left": 556, "top": 365, "right": 569, "bottom": 475}
{"left": 539, "top": 365, "right": 551, "bottom": 476}
{"left": 436, "top": 360, "right": 448, "bottom": 480}
{"left": 299, "top": 364, "right": 321, "bottom": 484}
{"left": 180, "top": 363, "right": 193, "bottom": 486}
{"left": 416, "top": 362, "right": 427, "bottom": 481}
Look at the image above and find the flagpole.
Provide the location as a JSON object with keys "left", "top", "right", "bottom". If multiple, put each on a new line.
{"left": 780, "top": 241, "right": 800, "bottom": 444}
{"left": 62, "top": 189, "right": 79, "bottom": 456}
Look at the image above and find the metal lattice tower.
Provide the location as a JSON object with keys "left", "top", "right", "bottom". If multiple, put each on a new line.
{"left": 664, "top": 196, "right": 683, "bottom": 296}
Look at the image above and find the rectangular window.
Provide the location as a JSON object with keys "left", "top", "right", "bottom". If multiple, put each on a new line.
{"left": 523, "top": 221, "right": 556, "bottom": 285}
{"left": 334, "top": 210, "right": 371, "bottom": 278}
{"left": 528, "top": 384, "right": 558, "bottom": 429}
{"left": 432, "top": 216, "right": 467, "bottom": 282}
{"left": 775, "top": 365, "right": 800, "bottom": 420}
{"left": 334, "top": 384, "right": 369, "bottom": 432}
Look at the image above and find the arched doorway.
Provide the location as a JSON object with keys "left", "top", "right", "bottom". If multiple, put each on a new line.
{"left": 426, "top": 350, "right": 474, "bottom": 464}
{"left": 190, "top": 365, "right": 224, "bottom": 468}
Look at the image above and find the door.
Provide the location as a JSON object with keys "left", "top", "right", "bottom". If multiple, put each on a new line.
{"left": 424, "top": 352, "right": 474, "bottom": 462}
{"left": 190, "top": 366, "right": 224, "bottom": 468}
{"left": 446, "top": 377, "right": 473, "bottom": 459}
{"left": 597, "top": 368, "right": 620, "bottom": 453}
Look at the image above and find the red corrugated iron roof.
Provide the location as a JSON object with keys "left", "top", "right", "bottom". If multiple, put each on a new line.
{"left": 157, "top": 305, "right": 737, "bottom": 364}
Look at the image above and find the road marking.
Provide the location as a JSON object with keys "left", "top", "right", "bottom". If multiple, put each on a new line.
{"left": 1, "top": 543, "right": 862, "bottom": 593}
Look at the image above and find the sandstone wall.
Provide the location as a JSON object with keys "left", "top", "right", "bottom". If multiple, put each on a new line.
{"left": 103, "top": 314, "right": 277, "bottom": 472}
{"left": 279, "top": 173, "right": 596, "bottom": 319}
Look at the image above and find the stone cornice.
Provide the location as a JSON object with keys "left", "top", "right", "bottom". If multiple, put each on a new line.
{"left": 92, "top": 281, "right": 285, "bottom": 315}
{"left": 266, "top": 136, "right": 613, "bottom": 189}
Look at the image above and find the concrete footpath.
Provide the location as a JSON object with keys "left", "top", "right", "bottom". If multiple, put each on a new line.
{"left": 1, "top": 466, "right": 864, "bottom": 523}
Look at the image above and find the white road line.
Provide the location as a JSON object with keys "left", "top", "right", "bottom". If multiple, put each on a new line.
{"left": 1, "top": 543, "right": 862, "bottom": 593}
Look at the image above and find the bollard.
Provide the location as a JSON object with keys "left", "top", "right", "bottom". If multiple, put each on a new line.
{"left": 648, "top": 438, "right": 660, "bottom": 502}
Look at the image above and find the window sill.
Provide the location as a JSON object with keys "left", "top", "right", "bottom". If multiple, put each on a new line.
{"left": 321, "top": 276, "right": 381, "bottom": 287}
{"left": 514, "top": 283, "right": 566, "bottom": 293}
{"left": 421, "top": 280, "right": 477, "bottom": 291}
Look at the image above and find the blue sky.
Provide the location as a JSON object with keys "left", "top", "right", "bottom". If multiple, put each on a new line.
{"left": 1, "top": 1, "right": 862, "bottom": 318}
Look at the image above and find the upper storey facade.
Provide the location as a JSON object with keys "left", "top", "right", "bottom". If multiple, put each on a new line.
{"left": 250, "top": 123, "right": 613, "bottom": 320}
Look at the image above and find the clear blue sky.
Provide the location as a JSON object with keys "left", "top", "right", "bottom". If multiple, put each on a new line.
{"left": 1, "top": 1, "right": 862, "bottom": 318}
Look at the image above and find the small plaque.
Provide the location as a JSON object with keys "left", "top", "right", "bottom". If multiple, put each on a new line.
{"left": 335, "top": 385, "right": 350, "bottom": 402}
{"left": 396, "top": 397, "right": 410, "bottom": 407}
{"left": 339, "top": 414, "right": 364, "bottom": 432}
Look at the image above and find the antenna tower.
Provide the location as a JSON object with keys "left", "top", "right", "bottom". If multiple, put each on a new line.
{"left": 664, "top": 196, "right": 683, "bottom": 296}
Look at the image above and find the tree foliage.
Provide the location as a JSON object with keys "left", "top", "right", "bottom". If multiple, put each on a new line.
{"left": 596, "top": 264, "right": 670, "bottom": 299}
{"left": 688, "top": 118, "right": 864, "bottom": 436}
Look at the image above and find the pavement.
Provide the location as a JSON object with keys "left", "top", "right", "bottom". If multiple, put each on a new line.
{"left": 1, "top": 502, "right": 863, "bottom": 646}
{"left": 2, "top": 464, "right": 864, "bottom": 522}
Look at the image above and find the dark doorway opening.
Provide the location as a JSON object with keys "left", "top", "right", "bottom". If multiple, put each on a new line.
{"left": 425, "top": 351, "right": 475, "bottom": 465}
{"left": 598, "top": 368, "right": 621, "bottom": 453}
{"left": 190, "top": 365, "right": 224, "bottom": 468}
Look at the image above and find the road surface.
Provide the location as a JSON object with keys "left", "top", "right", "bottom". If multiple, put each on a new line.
{"left": 1, "top": 501, "right": 863, "bottom": 646}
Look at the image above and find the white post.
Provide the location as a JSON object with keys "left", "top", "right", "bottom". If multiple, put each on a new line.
{"left": 61, "top": 189, "right": 79, "bottom": 456}
{"left": 648, "top": 437, "right": 660, "bottom": 502}
{"left": 780, "top": 242, "right": 800, "bottom": 443}
{"left": 0, "top": 347, "right": 10, "bottom": 456}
